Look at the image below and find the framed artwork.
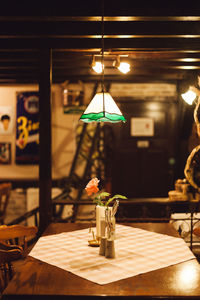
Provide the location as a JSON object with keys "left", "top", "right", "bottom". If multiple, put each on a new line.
{"left": 16, "top": 91, "right": 39, "bottom": 165}
{"left": 0, "top": 143, "right": 11, "bottom": 164}
{"left": 63, "top": 82, "right": 85, "bottom": 114}
{"left": 131, "top": 117, "right": 154, "bottom": 136}
{"left": 0, "top": 106, "right": 14, "bottom": 135}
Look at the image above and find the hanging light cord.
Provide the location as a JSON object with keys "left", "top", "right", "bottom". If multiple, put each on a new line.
{"left": 101, "top": 0, "right": 105, "bottom": 115}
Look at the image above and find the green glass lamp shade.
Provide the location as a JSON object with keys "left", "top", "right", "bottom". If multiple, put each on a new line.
{"left": 80, "top": 92, "right": 126, "bottom": 123}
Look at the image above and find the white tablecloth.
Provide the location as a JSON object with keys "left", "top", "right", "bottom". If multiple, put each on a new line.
{"left": 29, "top": 224, "right": 195, "bottom": 285}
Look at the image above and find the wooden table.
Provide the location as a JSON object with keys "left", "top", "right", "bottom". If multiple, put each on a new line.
{"left": 3, "top": 223, "right": 200, "bottom": 299}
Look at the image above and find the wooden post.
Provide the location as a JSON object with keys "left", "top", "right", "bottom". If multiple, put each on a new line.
{"left": 39, "top": 48, "right": 52, "bottom": 233}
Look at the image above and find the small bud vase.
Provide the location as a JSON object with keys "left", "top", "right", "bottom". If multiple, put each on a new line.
{"left": 96, "top": 205, "right": 115, "bottom": 239}
{"left": 96, "top": 205, "right": 106, "bottom": 238}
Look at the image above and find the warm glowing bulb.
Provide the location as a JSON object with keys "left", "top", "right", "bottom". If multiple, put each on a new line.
{"left": 181, "top": 90, "right": 197, "bottom": 105}
{"left": 118, "top": 62, "right": 130, "bottom": 74}
{"left": 92, "top": 62, "right": 104, "bottom": 73}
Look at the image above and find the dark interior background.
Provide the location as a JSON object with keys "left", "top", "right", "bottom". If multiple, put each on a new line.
{"left": 0, "top": 1, "right": 199, "bottom": 198}
{"left": 111, "top": 96, "right": 195, "bottom": 197}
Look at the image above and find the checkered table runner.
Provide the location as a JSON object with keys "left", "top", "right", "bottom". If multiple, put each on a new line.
{"left": 29, "top": 224, "right": 195, "bottom": 285}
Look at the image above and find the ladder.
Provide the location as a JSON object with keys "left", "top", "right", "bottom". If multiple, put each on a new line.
{"left": 53, "top": 84, "right": 113, "bottom": 222}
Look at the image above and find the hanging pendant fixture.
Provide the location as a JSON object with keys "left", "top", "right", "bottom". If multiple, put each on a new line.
{"left": 80, "top": 92, "right": 126, "bottom": 123}
{"left": 80, "top": 1, "right": 126, "bottom": 123}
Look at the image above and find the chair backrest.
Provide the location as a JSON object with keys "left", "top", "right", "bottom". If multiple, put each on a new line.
{"left": 0, "top": 243, "right": 23, "bottom": 293}
{"left": 0, "top": 224, "right": 38, "bottom": 256}
{"left": 0, "top": 247, "right": 22, "bottom": 264}
{"left": 0, "top": 183, "right": 12, "bottom": 225}
{"left": 0, "top": 225, "right": 37, "bottom": 294}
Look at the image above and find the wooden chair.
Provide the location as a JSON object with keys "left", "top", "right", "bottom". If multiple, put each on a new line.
{"left": 0, "top": 242, "right": 23, "bottom": 293}
{"left": 0, "top": 224, "right": 38, "bottom": 293}
{"left": 0, "top": 224, "right": 38, "bottom": 256}
{"left": 0, "top": 183, "right": 12, "bottom": 225}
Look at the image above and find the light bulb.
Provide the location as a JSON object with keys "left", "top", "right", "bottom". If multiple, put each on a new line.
{"left": 181, "top": 90, "right": 197, "bottom": 105}
{"left": 117, "top": 62, "right": 130, "bottom": 74}
{"left": 92, "top": 62, "right": 104, "bottom": 74}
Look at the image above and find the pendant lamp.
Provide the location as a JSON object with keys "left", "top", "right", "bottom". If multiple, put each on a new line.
{"left": 80, "top": 92, "right": 126, "bottom": 123}
{"left": 79, "top": 1, "right": 126, "bottom": 124}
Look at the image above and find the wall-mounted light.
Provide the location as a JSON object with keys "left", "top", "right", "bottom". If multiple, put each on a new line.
{"left": 91, "top": 56, "right": 104, "bottom": 74}
{"left": 181, "top": 86, "right": 199, "bottom": 105}
{"left": 113, "top": 56, "right": 131, "bottom": 74}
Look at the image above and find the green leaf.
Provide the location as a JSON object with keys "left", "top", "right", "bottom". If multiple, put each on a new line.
{"left": 98, "top": 192, "right": 110, "bottom": 199}
{"left": 93, "top": 198, "right": 104, "bottom": 206}
{"left": 105, "top": 194, "right": 127, "bottom": 206}
{"left": 114, "top": 195, "right": 127, "bottom": 199}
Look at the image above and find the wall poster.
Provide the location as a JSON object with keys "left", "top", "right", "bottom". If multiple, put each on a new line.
{"left": 62, "top": 81, "right": 85, "bottom": 114}
{"left": 16, "top": 91, "right": 39, "bottom": 164}
{"left": 131, "top": 118, "right": 154, "bottom": 136}
{"left": 0, "top": 106, "right": 14, "bottom": 135}
{"left": 0, "top": 143, "right": 11, "bottom": 164}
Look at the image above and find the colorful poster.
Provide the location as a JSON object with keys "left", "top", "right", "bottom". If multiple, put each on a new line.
{"left": 16, "top": 91, "right": 39, "bottom": 164}
{"left": 0, "top": 106, "right": 14, "bottom": 135}
{"left": 0, "top": 143, "right": 11, "bottom": 164}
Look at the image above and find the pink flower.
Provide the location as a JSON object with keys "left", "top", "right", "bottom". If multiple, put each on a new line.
{"left": 85, "top": 178, "right": 99, "bottom": 196}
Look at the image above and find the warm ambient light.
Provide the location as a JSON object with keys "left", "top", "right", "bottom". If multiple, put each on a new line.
{"left": 113, "top": 56, "right": 131, "bottom": 74}
{"left": 92, "top": 61, "right": 104, "bottom": 74}
{"left": 80, "top": 92, "right": 126, "bottom": 123}
{"left": 181, "top": 90, "right": 197, "bottom": 105}
{"left": 117, "top": 62, "right": 130, "bottom": 74}
{"left": 181, "top": 86, "right": 198, "bottom": 105}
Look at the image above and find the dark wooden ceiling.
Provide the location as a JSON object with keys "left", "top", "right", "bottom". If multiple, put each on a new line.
{"left": 0, "top": 1, "right": 200, "bottom": 86}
